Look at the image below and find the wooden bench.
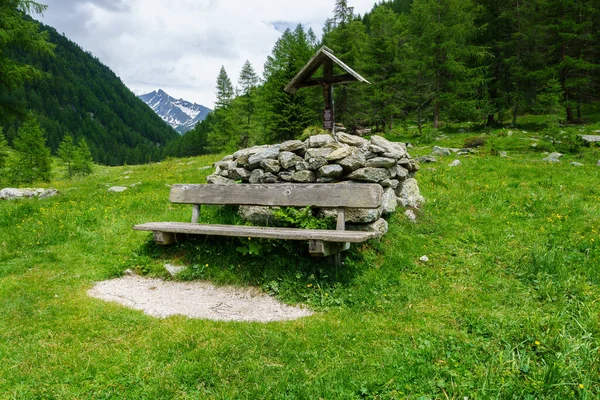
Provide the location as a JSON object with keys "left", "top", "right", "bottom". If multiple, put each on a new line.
{"left": 133, "top": 183, "right": 383, "bottom": 264}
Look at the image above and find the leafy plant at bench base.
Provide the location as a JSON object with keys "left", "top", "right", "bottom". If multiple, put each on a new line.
{"left": 273, "top": 206, "right": 335, "bottom": 230}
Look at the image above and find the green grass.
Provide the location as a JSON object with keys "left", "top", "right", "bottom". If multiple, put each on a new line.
{"left": 1, "top": 133, "right": 599, "bottom": 398}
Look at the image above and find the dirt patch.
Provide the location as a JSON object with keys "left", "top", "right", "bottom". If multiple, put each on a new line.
{"left": 88, "top": 275, "right": 313, "bottom": 322}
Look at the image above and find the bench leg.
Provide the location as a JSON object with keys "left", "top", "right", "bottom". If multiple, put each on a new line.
{"left": 309, "top": 240, "right": 350, "bottom": 257}
{"left": 153, "top": 231, "right": 177, "bottom": 245}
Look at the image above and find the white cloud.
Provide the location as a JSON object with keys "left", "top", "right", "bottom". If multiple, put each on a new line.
{"left": 39, "top": 0, "right": 377, "bottom": 108}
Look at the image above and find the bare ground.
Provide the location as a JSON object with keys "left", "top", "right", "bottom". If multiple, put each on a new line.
{"left": 88, "top": 275, "right": 313, "bottom": 322}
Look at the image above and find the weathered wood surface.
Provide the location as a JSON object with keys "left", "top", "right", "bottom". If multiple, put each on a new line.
{"left": 309, "top": 240, "right": 351, "bottom": 257}
{"left": 169, "top": 183, "right": 382, "bottom": 208}
{"left": 133, "top": 222, "right": 378, "bottom": 243}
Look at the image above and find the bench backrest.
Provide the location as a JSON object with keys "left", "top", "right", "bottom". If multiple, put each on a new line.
{"left": 169, "top": 183, "right": 382, "bottom": 209}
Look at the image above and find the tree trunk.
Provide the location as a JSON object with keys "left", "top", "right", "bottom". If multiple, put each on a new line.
{"left": 433, "top": 101, "right": 439, "bottom": 129}
{"left": 512, "top": 104, "right": 518, "bottom": 127}
{"left": 576, "top": 104, "right": 581, "bottom": 119}
{"left": 486, "top": 114, "right": 495, "bottom": 126}
{"left": 565, "top": 105, "right": 573, "bottom": 122}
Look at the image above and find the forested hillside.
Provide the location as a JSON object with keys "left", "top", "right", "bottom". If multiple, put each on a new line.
{"left": 166, "top": 0, "right": 600, "bottom": 158}
{"left": 2, "top": 19, "right": 178, "bottom": 165}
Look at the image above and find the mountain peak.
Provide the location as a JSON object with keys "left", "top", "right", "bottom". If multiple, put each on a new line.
{"left": 139, "top": 89, "right": 211, "bottom": 135}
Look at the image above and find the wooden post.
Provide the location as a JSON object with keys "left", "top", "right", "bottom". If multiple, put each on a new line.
{"left": 323, "top": 60, "right": 334, "bottom": 132}
{"left": 191, "top": 204, "right": 201, "bottom": 223}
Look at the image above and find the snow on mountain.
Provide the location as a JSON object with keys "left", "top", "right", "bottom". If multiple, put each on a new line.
{"left": 139, "top": 89, "right": 211, "bottom": 134}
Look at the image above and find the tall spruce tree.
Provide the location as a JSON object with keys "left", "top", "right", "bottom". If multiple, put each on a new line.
{"left": 407, "top": 0, "right": 489, "bottom": 128}
{"left": 261, "top": 26, "right": 317, "bottom": 142}
{"left": 237, "top": 60, "right": 259, "bottom": 147}
{"left": 0, "top": 0, "right": 54, "bottom": 126}
{"left": 215, "top": 66, "right": 234, "bottom": 109}
{"left": 73, "top": 139, "right": 93, "bottom": 176}
{"left": 0, "top": 130, "right": 8, "bottom": 169}
{"left": 9, "top": 116, "right": 52, "bottom": 183}
{"left": 57, "top": 134, "right": 76, "bottom": 178}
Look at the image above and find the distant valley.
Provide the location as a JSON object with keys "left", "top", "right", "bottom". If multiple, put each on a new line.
{"left": 139, "top": 90, "right": 211, "bottom": 134}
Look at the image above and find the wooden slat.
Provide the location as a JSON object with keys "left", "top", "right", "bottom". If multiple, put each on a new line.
{"left": 191, "top": 204, "right": 200, "bottom": 223}
{"left": 169, "top": 183, "right": 382, "bottom": 208}
{"left": 133, "top": 222, "right": 378, "bottom": 243}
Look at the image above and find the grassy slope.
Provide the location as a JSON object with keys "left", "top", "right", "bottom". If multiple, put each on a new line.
{"left": 0, "top": 128, "right": 599, "bottom": 399}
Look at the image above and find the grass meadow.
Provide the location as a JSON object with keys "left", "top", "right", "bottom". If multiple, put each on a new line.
{"left": 1, "top": 123, "right": 599, "bottom": 399}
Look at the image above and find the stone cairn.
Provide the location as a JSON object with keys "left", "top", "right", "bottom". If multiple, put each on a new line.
{"left": 206, "top": 132, "right": 424, "bottom": 236}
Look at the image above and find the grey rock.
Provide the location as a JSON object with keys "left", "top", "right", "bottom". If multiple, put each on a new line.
{"left": 338, "top": 154, "right": 365, "bottom": 173}
{"left": 308, "top": 134, "right": 335, "bottom": 148}
{"left": 542, "top": 152, "right": 563, "bottom": 163}
{"left": 295, "top": 161, "right": 310, "bottom": 171}
{"left": 219, "top": 169, "right": 230, "bottom": 177}
{"left": 389, "top": 164, "right": 409, "bottom": 180}
{"left": 280, "top": 140, "right": 306, "bottom": 152}
{"left": 108, "top": 186, "right": 128, "bottom": 193}
{"left": 581, "top": 135, "right": 600, "bottom": 143}
{"left": 261, "top": 172, "right": 278, "bottom": 183}
{"left": 317, "top": 177, "right": 337, "bottom": 183}
{"left": 449, "top": 159, "right": 462, "bottom": 167}
{"left": 39, "top": 189, "right": 59, "bottom": 199}
{"left": 278, "top": 171, "right": 294, "bottom": 182}
{"left": 365, "top": 157, "right": 396, "bottom": 168}
{"left": 346, "top": 207, "right": 383, "bottom": 223}
{"left": 236, "top": 155, "right": 249, "bottom": 167}
{"left": 249, "top": 169, "right": 265, "bottom": 184}
{"left": 347, "top": 218, "right": 388, "bottom": 238}
{"left": 221, "top": 155, "right": 234, "bottom": 162}
{"left": 292, "top": 170, "right": 317, "bottom": 183}
{"left": 233, "top": 145, "right": 269, "bottom": 159}
{"left": 597, "top": 160, "right": 600, "bottom": 166}
{"left": 305, "top": 147, "right": 333, "bottom": 159}
{"left": 371, "top": 135, "right": 406, "bottom": 159}
{"left": 570, "top": 162, "right": 584, "bottom": 167}
{"left": 308, "top": 157, "right": 328, "bottom": 170}
{"left": 228, "top": 168, "right": 251, "bottom": 181}
{"left": 239, "top": 206, "right": 280, "bottom": 225}
{"left": 325, "top": 146, "right": 353, "bottom": 161}
{"left": 278, "top": 151, "right": 303, "bottom": 170}
{"left": 431, "top": 146, "right": 451, "bottom": 156}
{"left": 337, "top": 132, "right": 369, "bottom": 147}
{"left": 405, "top": 209, "right": 417, "bottom": 222}
{"left": 317, "top": 164, "right": 344, "bottom": 178}
{"left": 247, "top": 146, "right": 280, "bottom": 169}
{"left": 164, "top": 264, "right": 186, "bottom": 277}
{"left": 417, "top": 155, "right": 437, "bottom": 163}
{"left": 206, "top": 175, "right": 236, "bottom": 185}
{"left": 396, "top": 178, "right": 425, "bottom": 208}
{"left": 368, "top": 144, "right": 386, "bottom": 154}
{"left": 346, "top": 167, "right": 391, "bottom": 183}
{"left": 261, "top": 159, "right": 281, "bottom": 174}
{"left": 382, "top": 187, "right": 397, "bottom": 214}
{"left": 0, "top": 188, "right": 46, "bottom": 199}
{"left": 380, "top": 179, "right": 399, "bottom": 189}
{"left": 499, "top": 151, "right": 508, "bottom": 157}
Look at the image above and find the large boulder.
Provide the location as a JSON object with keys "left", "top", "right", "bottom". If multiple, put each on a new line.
{"left": 381, "top": 187, "right": 397, "bottom": 214}
{"left": 337, "top": 132, "right": 369, "bottom": 147}
{"left": 307, "top": 134, "right": 335, "bottom": 148}
{"left": 292, "top": 170, "right": 317, "bottom": 183}
{"left": 346, "top": 167, "right": 391, "bottom": 183}
{"left": 347, "top": 218, "right": 388, "bottom": 238}
{"left": 396, "top": 178, "right": 425, "bottom": 208}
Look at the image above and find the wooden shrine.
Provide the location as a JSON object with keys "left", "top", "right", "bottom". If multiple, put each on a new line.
{"left": 284, "top": 46, "right": 370, "bottom": 132}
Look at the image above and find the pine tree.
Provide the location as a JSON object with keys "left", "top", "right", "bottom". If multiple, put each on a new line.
{"left": 57, "top": 134, "right": 76, "bottom": 178}
{"left": 0, "top": 1, "right": 54, "bottom": 125}
{"left": 0, "top": 130, "right": 8, "bottom": 169}
{"left": 260, "top": 26, "right": 318, "bottom": 142}
{"left": 237, "top": 60, "right": 260, "bottom": 147}
{"left": 73, "top": 139, "right": 93, "bottom": 176}
{"left": 407, "top": 0, "right": 489, "bottom": 128}
{"left": 215, "top": 66, "right": 234, "bottom": 109}
{"left": 9, "top": 116, "right": 52, "bottom": 183}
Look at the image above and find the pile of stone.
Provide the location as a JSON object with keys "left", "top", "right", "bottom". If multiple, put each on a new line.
{"left": 0, "top": 188, "right": 58, "bottom": 200}
{"left": 206, "top": 132, "right": 424, "bottom": 235}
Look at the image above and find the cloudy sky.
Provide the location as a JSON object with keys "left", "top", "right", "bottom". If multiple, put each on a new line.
{"left": 37, "top": 0, "right": 378, "bottom": 109}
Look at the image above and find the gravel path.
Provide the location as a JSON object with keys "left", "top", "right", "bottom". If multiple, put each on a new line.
{"left": 88, "top": 275, "right": 313, "bottom": 322}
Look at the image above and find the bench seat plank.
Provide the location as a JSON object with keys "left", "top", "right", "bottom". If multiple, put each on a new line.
{"left": 133, "top": 222, "right": 377, "bottom": 243}
{"left": 169, "top": 183, "right": 382, "bottom": 208}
